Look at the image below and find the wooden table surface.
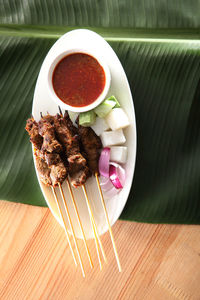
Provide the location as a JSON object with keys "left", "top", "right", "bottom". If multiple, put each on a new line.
{"left": 0, "top": 200, "right": 200, "bottom": 300}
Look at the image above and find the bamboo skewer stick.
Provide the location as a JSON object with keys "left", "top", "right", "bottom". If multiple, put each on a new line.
{"left": 57, "top": 108, "right": 96, "bottom": 271}
{"left": 34, "top": 111, "right": 115, "bottom": 275}
{"left": 92, "top": 219, "right": 103, "bottom": 270}
{"left": 91, "top": 217, "right": 107, "bottom": 264}
{"left": 95, "top": 173, "right": 122, "bottom": 272}
{"left": 90, "top": 215, "right": 107, "bottom": 263}
{"left": 66, "top": 178, "right": 93, "bottom": 269}
{"left": 58, "top": 108, "right": 94, "bottom": 268}
{"left": 82, "top": 184, "right": 107, "bottom": 264}
{"left": 58, "top": 183, "right": 85, "bottom": 277}
{"left": 51, "top": 186, "right": 77, "bottom": 267}
{"left": 58, "top": 107, "right": 106, "bottom": 269}
{"left": 81, "top": 185, "right": 103, "bottom": 270}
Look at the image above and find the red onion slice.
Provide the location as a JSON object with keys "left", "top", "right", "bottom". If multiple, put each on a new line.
{"left": 109, "top": 162, "right": 125, "bottom": 189}
{"left": 99, "top": 176, "right": 114, "bottom": 191}
{"left": 99, "top": 147, "right": 110, "bottom": 178}
{"left": 103, "top": 186, "right": 119, "bottom": 198}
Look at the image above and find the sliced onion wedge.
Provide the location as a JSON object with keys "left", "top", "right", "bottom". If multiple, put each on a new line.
{"left": 99, "top": 147, "right": 110, "bottom": 178}
{"left": 103, "top": 186, "right": 119, "bottom": 198}
{"left": 109, "top": 162, "right": 125, "bottom": 189}
{"left": 99, "top": 176, "right": 114, "bottom": 191}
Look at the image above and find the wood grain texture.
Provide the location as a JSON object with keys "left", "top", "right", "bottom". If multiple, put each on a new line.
{"left": 0, "top": 200, "right": 200, "bottom": 300}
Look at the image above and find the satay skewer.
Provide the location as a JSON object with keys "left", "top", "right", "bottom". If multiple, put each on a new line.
{"left": 75, "top": 114, "right": 122, "bottom": 271}
{"left": 58, "top": 183, "right": 85, "bottom": 277}
{"left": 26, "top": 112, "right": 107, "bottom": 271}
{"left": 66, "top": 178, "right": 93, "bottom": 269}
{"left": 74, "top": 116, "right": 107, "bottom": 264}
{"left": 95, "top": 173, "right": 122, "bottom": 272}
{"left": 56, "top": 108, "right": 96, "bottom": 268}
{"left": 51, "top": 186, "right": 78, "bottom": 267}
{"left": 81, "top": 184, "right": 103, "bottom": 270}
{"left": 57, "top": 108, "right": 106, "bottom": 268}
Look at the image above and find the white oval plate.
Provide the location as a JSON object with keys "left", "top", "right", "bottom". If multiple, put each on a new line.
{"left": 32, "top": 29, "right": 137, "bottom": 239}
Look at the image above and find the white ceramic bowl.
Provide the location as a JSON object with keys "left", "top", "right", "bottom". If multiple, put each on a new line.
{"left": 47, "top": 48, "right": 111, "bottom": 112}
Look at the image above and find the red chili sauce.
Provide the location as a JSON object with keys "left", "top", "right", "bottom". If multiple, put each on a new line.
{"left": 52, "top": 53, "right": 106, "bottom": 107}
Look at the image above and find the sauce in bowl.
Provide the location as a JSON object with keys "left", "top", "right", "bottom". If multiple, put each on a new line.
{"left": 52, "top": 53, "right": 106, "bottom": 107}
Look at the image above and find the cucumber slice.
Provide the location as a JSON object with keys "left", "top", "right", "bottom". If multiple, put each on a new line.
{"left": 94, "top": 99, "right": 116, "bottom": 118}
{"left": 107, "top": 95, "right": 120, "bottom": 108}
{"left": 79, "top": 110, "right": 96, "bottom": 127}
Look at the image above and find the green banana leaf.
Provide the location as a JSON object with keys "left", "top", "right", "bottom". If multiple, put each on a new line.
{"left": 0, "top": 0, "right": 200, "bottom": 223}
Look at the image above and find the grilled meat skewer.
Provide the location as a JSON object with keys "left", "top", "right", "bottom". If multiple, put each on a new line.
{"left": 25, "top": 117, "right": 43, "bottom": 150}
{"left": 38, "top": 117, "right": 63, "bottom": 153}
{"left": 45, "top": 153, "right": 67, "bottom": 186}
{"left": 54, "top": 113, "right": 80, "bottom": 157}
{"left": 35, "top": 155, "right": 52, "bottom": 186}
{"left": 26, "top": 116, "right": 67, "bottom": 187}
{"left": 64, "top": 111, "right": 78, "bottom": 136}
{"left": 53, "top": 113, "right": 90, "bottom": 187}
{"left": 25, "top": 118, "right": 52, "bottom": 186}
{"left": 34, "top": 150, "right": 68, "bottom": 187}
{"left": 26, "top": 112, "right": 101, "bottom": 188}
{"left": 37, "top": 116, "right": 68, "bottom": 186}
{"left": 76, "top": 118, "right": 102, "bottom": 175}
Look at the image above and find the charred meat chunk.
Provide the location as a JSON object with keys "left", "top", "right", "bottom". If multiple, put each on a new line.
{"left": 64, "top": 111, "right": 78, "bottom": 136}
{"left": 25, "top": 112, "right": 101, "bottom": 188}
{"left": 68, "top": 153, "right": 87, "bottom": 174}
{"left": 40, "top": 114, "right": 55, "bottom": 125}
{"left": 54, "top": 114, "right": 80, "bottom": 157}
{"left": 45, "top": 153, "right": 68, "bottom": 187}
{"left": 26, "top": 116, "right": 67, "bottom": 187}
{"left": 70, "top": 168, "right": 91, "bottom": 188}
{"left": 54, "top": 113, "right": 91, "bottom": 187}
{"left": 34, "top": 150, "right": 67, "bottom": 187}
{"left": 35, "top": 156, "right": 52, "bottom": 186}
{"left": 25, "top": 118, "right": 43, "bottom": 149}
{"left": 77, "top": 122, "right": 102, "bottom": 175}
{"left": 38, "top": 117, "right": 63, "bottom": 153}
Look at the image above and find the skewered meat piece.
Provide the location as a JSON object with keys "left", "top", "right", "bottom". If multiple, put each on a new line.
{"left": 25, "top": 112, "right": 100, "bottom": 188}
{"left": 35, "top": 156, "right": 52, "bottom": 186}
{"left": 25, "top": 117, "right": 43, "bottom": 149}
{"left": 70, "top": 165, "right": 90, "bottom": 188}
{"left": 64, "top": 111, "right": 78, "bottom": 136}
{"left": 77, "top": 120, "right": 102, "bottom": 175}
{"left": 70, "top": 167, "right": 91, "bottom": 188}
{"left": 35, "top": 150, "right": 67, "bottom": 187}
{"left": 67, "top": 153, "right": 90, "bottom": 188}
{"left": 63, "top": 111, "right": 90, "bottom": 159}
{"left": 41, "top": 114, "right": 55, "bottom": 125}
{"left": 38, "top": 117, "right": 63, "bottom": 153}
{"left": 45, "top": 153, "right": 68, "bottom": 186}
{"left": 34, "top": 150, "right": 67, "bottom": 187}
{"left": 68, "top": 154, "right": 87, "bottom": 174}
{"left": 34, "top": 148, "right": 45, "bottom": 161}
{"left": 54, "top": 113, "right": 91, "bottom": 187}
{"left": 26, "top": 117, "right": 67, "bottom": 187}
{"left": 53, "top": 114, "right": 80, "bottom": 157}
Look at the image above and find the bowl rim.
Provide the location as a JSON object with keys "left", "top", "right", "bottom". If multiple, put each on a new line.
{"left": 47, "top": 48, "right": 111, "bottom": 112}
